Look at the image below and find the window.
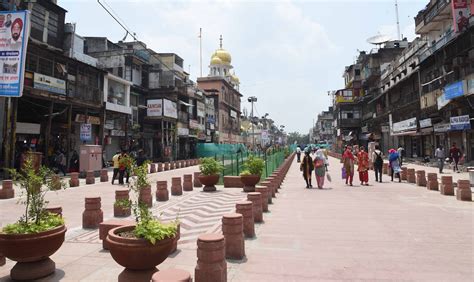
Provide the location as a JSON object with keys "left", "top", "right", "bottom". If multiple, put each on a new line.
{"left": 355, "top": 69, "right": 361, "bottom": 76}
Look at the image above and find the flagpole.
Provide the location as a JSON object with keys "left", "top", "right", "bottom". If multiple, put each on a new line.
{"left": 199, "top": 28, "right": 203, "bottom": 77}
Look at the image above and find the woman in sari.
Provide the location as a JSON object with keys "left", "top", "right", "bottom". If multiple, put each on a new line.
{"left": 342, "top": 146, "right": 355, "bottom": 186}
{"left": 357, "top": 146, "right": 369, "bottom": 186}
{"left": 388, "top": 149, "right": 402, "bottom": 182}
{"left": 313, "top": 147, "right": 328, "bottom": 189}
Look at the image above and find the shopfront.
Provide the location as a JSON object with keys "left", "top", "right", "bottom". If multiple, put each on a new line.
{"left": 419, "top": 118, "right": 434, "bottom": 158}
{"left": 391, "top": 117, "right": 419, "bottom": 157}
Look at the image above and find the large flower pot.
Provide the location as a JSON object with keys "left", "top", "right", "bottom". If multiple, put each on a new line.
{"left": 240, "top": 175, "right": 261, "bottom": 192}
{"left": 198, "top": 174, "right": 220, "bottom": 192}
{"left": 0, "top": 224, "right": 66, "bottom": 280}
{"left": 106, "top": 225, "right": 175, "bottom": 271}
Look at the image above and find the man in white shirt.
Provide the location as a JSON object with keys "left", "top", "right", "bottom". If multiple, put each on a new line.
{"left": 435, "top": 145, "right": 445, "bottom": 173}
{"left": 296, "top": 146, "right": 302, "bottom": 163}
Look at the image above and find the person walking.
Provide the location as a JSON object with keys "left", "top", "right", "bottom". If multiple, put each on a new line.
{"left": 313, "top": 147, "right": 328, "bottom": 189}
{"left": 300, "top": 149, "right": 314, "bottom": 188}
{"left": 296, "top": 145, "right": 302, "bottom": 163}
{"left": 435, "top": 145, "right": 445, "bottom": 174}
{"left": 389, "top": 149, "right": 401, "bottom": 182}
{"left": 342, "top": 146, "right": 355, "bottom": 186}
{"left": 372, "top": 145, "right": 383, "bottom": 183}
{"left": 111, "top": 151, "right": 121, "bottom": 185}
{"left": 357, "top": 146, "right": 369, "bottom": 186}
{"left": 397, "top": 145, "right": 404, "bottom": 167}
{"left": 55, "top": 150, "right": 67, "bottom": 176}
{"left": 449, "top": 143, "right": 462, "bottom": 173}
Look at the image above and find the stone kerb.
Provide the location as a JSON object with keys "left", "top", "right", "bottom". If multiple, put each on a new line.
{"left": 195, "top": 234, "right": 226, "bottom": 282}
{"left": 222, "top": 213, "right": 245, "bottom": 260}
{"left": 427, "top": 173, "right": 439, "bottom": 191}
{"left": 100, "top": 169, "right": 108, "bottom": 182}
{"left": 171, "top": 177, "right": 183, "bottom": 196}
{"left": 82, "top": 197, "right": 103, "bottom": 228}
{"left": 86, "top": 170, "right": 95, "bottom": 185}
{"left": 255, "top": 186, "right": 269, "bottom": 212}
{"left": 183, "top": 174, "right": 193, "bottom": 191}
{"left": 150, "top": 163, "right": 156, "bottom": 174}
{"left": 416, "top": 170, "right": 427, "bottom": 186}
{"left": 440, "top": 176, "right": 454, "bottom": 195}
{"left": 247, "top": 192, "right": 263, "bottom": 223}
{"left": 151, "top": 269, "right": 192, "bottom": 282}
{"left": 401, "top": 167, "right": 408, "bottom": 181}
{"left": 114, "top": 189, "right": 131, "bottom": 217}
{"left": 156, "top": 181, "right": 169, "bottom": 201}
{"left": 0, "top": 180, "right": 14, "bottom": 199}
{"left": 235, "top": 201, "right": 255, "bottom": 238}
{"left": 407, "top": 168, "right": 416, "bottom": 183}
{"left": 194, "top": 172, "right": 202, "bottom": 187}
{"left": 456, "top": 180, "right": 472, "bottom": 201}
{"left": 69, "top": 172, "right": 80, "bottom": 187}
{"left": 223, "top": 176, "right": 244, "bottom": 188}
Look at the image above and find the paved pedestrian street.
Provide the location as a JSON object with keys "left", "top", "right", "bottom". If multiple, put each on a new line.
{"left": 1, "top": 156, "right": 472, "bottom": 281}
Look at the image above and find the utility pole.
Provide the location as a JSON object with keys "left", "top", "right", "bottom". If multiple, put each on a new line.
{"left": 248, "top": 96, "right": 257, "bottom": 148}
{"left": 199, "top": 28, "right": 202, "bottom": 77}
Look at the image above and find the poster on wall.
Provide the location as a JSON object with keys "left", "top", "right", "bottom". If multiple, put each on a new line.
{"left": 163, "top": 99, "right": 178, "bottom": 118}
{"left": 80, "top": 123, "right": 92, "bottom": 141}
{"left": 147, "top": 99, "right": 163, "bottom": 117}
{"left": 0, "top": 10, "right": 30, "bottom": 97}
{"left": 452, "top": 0, "right": 470, "bottom": 33}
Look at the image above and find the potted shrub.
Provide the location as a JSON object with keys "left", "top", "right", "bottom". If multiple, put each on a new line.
{"left": 198, "top": 157, "right": 223, "bottom": 192}
{"left": 0, "top": 155, "right": 66, "bottom": 281}
{"left": 240, "top": 155, "right": 265, "bottom": 192}
{"left": 106, "top": 162, "right": 178, "bottom": 277}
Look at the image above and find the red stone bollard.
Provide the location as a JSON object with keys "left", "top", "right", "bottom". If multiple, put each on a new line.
{"left": 150, "top": 163, "right": 156, "bottom": 174}
{"left": 195, "top": 234, "right": 226, "bottom": 282}
{"left": 235, "top": 201, "right": 255, "bottom": 238}
{"left": 156, "top": 181, "right": 169, "bottom": 201}
{"left": 100, "top": 169, "right": 108, "bottom": 182}
{"left": 255, "top": 186, "right": 269, "bottom": 212}
{"left": 69, "top": 172, "right": 80, "bottom": 187}
{"left": 86, "top": 170, "right": 95, "bottom": 185}
{"left": 383, "top": 163, "right": 389, "bottom": 175}
{"left": 151, "top": 269, "right": 192, "bottom": 282}
{"left": 416, "top": 170, "right": 427, "bottom": 186}
{"left": 171, "top": 177, "right": 183, "bottom": 196}
{"left": 247, "top": 192, "right": 263, "bottom": 223}
{"left": 456, "top": 180, "right": 472, "bottom": 201}
{"left": 400, "top": 167, "right": 408, "bottom": 181}
{"left": 82, "top": 197, "right": 103, "bottom": 228}
{"left": 426, "top": 173, "right": 439, "bottom": 191}
{"left": 139, "top": 185, "right": 153, "bottom": 207}
{"left": 45, "top": 206, "right": 62, "bottom": 217}
{"left": 440, "top": 176, "right": 454, "bottom": 195}
{"left": 114, "top": 189, "right": 131, "bottom": 217}
{"left": 407, "top": 168, "right": 416, "bottom": 184}
{"left": 267, "top": 176, "right": 279, "bottom": 192}
{"left": 164, "top": 162, "right": 170, "bottom": 171}
{"left": 157, "top": 163, "right": 163, "bottom": 172}
{"left": 260, "top": 180, "right": 275, "bottom": 201}
{"left": 222, "top": 213, "right": 245, "bottom": 260}
{"left": 194, "top": 172, "right": 202, "bottom": 187}
{"left": 0, "top": 180, "right": 14, "bottom": 199}
{"left": 0, "top": 254, "right": 5, "bottom": 266}
{"left": 183, "top": 174, "right": 193, "bottom": 191}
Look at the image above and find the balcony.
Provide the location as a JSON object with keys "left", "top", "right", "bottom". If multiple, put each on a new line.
{"left": 415, "top": 0, "right": 451, "bottom": 34}
{"left": 419, "top": 29, "right": 456, "bottom": 63}
{"left": 338, "top": 118, "right": 361, "bottom": 128}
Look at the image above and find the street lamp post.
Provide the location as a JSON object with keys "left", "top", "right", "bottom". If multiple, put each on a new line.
{"left": 248, "top": 96, "right": 257, "bottom": 149}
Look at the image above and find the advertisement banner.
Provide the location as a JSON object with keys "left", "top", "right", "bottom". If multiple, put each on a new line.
{"left": 452, "top": 0, "right": 470, "bottom": 33}
{"left": 444, "top": 80, "right": 466, "bottom": 100}
{"left": 450, "top": 115, "right": 471, "bottom": 130}
{"left": 33, "top": 73, "right": 66, "bottom": 95}
{"left": 163, "top": 99, "right": 177, "bottom": 118}
{"left": 0, "top": 11, "right": 30, "bottom": 97}
{"left": 147, "top": 99, "right": 163, "bottom": 117}
{"left": 80, "top": 123, "right": 92, "bottom": 141}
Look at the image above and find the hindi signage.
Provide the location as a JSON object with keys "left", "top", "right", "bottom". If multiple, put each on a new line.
{"left": 450, "top": 115, "right": 471, "bottom": 130}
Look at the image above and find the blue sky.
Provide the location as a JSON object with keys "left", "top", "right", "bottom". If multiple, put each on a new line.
{"left": 60, "top": 0, "right": 427, "bottom": 133}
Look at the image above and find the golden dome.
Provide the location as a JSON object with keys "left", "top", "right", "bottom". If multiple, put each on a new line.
{"left": 231, "top": 73, "right": 240, "bottom": 84}
{"left": 210, "top": 55, "right": 223, "bottom": 65}
{"left": 213, "top": 48, "right": 231, "bottom": 65}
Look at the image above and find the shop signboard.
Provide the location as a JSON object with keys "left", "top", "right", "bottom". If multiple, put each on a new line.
{"left": 189, "top": 119, "right": 199, "bottom": 129}
{"left": 0, "top": 11, "right": 30, "bottom": 97}
{"left": 467, "top": 76, "right": 474, "bottom": 96}
{"left": 197, "top": 102, "right": 205, "bottom": 117}
{"left": 177, "top": 127, "right": 189, "bottom": 136}
{"left": 230, "top": 110, "right": 237, "bottom": 119}
{"left": 163, "top": 99, "right": 178, "bottom": 119}
{"left": 392, "top": 117, "right": 417, "bottom": 133}
{"left": 419, "top": 118, "right": 432, "bottom": 128}
{"left": 147, "top": 99, "right": 163, "bottom": 117}
{"left": 444, "top": 80, "right": 465, "bottom": 100}
{"left": 104, "top": 119, "right": 114, "bottom": 130}
{"left": 80, "top": 123, "right": 92, "bottom": 141}
{"left": 434, "top": 123, "right": 450, "bottom": 133}
{"left": 450, "top": 115, "right": 471, "bottom": 130}
{"left": 111, "top": 129, "right": 125, "bottom": 136}
{"left": 33, "top": 73, "right": 66, "bottom": 95}
{"left": 207, "top": 116, "right": 215, "bottom": 124}
{"left": 75, "top": 114, "right": 101, "bottom": 125}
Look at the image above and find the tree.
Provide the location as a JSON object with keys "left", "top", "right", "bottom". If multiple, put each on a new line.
{"left": 287, "top": 132, "right": 309, "bottom": 145}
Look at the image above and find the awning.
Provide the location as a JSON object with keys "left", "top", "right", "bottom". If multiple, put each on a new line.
{"left": 178, "top": 100, "right": 194, "bottom": 107}
{"left": 390, "top": 130, "right": 417, "bottom": 136}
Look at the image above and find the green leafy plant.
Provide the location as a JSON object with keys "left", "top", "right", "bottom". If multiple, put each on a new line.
{"left": 114, "top": 199, "right": 131, "bottom": 208}
{"left": 1, "top": 154, "right": 65, "bottom": 234}
{"left": 199, "top": 157, "right": 223, "bottom": 176}
{"left": 239, "top": 170, "right": 251, "bottom": 176}
{"left": 125, "top": 162, "right": 177, "bottom": 244}
{"left": 243, "top": 155, "right": 265, "bottom": 176}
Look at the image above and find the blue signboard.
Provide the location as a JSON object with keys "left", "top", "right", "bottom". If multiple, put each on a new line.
{"left": 0, "top": 10, "right": 30, "bottom": 97}
{"left": 450, "top": 115, "right": 471, "bottom": 131}
{"left": 444, "top": 81, "right": 464, "bottom": 100}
